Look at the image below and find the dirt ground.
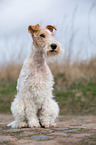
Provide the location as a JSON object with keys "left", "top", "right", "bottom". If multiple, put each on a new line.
{"left": 0, "top": 114, "right": 96, "bottom": 145}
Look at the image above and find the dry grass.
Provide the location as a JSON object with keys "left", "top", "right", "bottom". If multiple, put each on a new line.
{"left": 0, "top": 57, "right": 96, "bottom": 81}
{"left": 50, "top": 57, "right": 96, "bottom": 81}
{"left": 0, "top": 63, "right": 22, "bottom": 80}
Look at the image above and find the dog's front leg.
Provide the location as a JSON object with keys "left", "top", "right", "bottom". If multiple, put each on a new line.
{"left": 39, "top": 98, "right": 59, "bottom": 128}
{"left": 25, "top": 99, "right": 40, "bottom": 128}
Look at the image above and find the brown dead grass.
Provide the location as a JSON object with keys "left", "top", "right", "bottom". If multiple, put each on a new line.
{"left": 0, "top": 63, "right": 22, "bottom": 80}
{"left": 50, "top": 57, "right": 96, "bottom": 81}
{"left": 0, "top": 57, "right": 96, "bottom": 81}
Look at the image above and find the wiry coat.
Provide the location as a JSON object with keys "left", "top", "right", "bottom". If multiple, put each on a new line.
{"left": 7, "top": 24, "right": 61, "bottom": 128}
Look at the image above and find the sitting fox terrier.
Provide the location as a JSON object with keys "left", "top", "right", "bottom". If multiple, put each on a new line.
{"left": 7, "top": 24, "right": 62, "bottom": 128}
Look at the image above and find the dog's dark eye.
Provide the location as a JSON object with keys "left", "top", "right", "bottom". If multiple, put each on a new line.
{"left": 40, "top": 34, "right": 45, "bottom": 38}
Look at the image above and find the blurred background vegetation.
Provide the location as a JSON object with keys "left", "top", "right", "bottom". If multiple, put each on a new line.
{"left": 0, "top": 0, "right": 96, "bottom": 115}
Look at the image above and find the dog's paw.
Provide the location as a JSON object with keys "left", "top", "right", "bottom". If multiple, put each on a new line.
{"left": 28, "top": 120, "right": 40, "bottom": 128}
{"left": 41, "top": 122, "right": 57, "bottom": 128}
{"left": 19, "top": 122, "right": 28, "bottom": 128}
{"left": 49, "top": 123, "right": 57, "bottom": 127}
{"left": 7, "top": 121, "right": 27, "bottom": 128}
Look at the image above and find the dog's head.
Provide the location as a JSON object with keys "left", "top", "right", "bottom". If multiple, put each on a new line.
{"left": 28, "top": 24, "right": 62, "bottom": 58}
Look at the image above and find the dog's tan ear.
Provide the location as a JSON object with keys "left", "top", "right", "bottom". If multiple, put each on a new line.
{"left": 28, "top": 24, "right": 41, "bottom": 35}
{"left": 46, "top": 25, "right": 57, "bottom": 32}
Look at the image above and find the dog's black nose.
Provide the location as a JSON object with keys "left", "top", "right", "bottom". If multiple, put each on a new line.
{"left": 51, "top": 43, "right": 57, "bottom": 50}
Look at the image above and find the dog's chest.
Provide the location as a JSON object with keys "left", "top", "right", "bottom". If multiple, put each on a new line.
{"left": 28, "top": 64, "right": 54, "bottom": 92}
{"left": 28, "top": 68, "right": 53, "bottom": 108}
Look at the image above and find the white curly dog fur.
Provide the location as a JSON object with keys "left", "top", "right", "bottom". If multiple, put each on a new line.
{"left": 7, "top": 24, "right": 62, "bottom": 128}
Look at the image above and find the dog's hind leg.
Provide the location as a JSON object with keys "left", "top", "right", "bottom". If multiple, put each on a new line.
{"left": 7, "top": 94, "right": 27, "bottom": 128}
